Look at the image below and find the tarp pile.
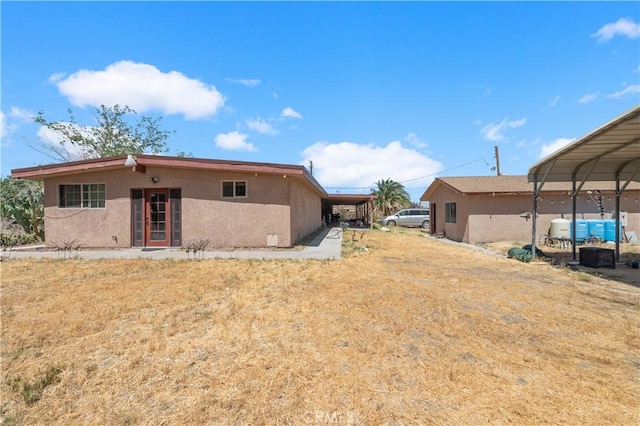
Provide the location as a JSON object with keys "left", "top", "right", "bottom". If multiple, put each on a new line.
{"left": 507, "top": 245, "right": 546, "bottom": 263}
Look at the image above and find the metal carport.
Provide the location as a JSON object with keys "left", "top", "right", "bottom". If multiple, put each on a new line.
{"left": 527, "top": 105, "right": 640, "bottom": 262}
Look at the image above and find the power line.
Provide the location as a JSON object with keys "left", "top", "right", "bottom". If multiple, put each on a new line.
{"left": 323, "top": 157, "right": 487, "bottom": 190}
{"left": 399, "top": 158, "right": 485, "bottom": 184}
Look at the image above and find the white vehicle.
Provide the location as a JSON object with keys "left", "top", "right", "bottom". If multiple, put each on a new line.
{"left": 381, "top": 209, "right": 430, "bottom": 228}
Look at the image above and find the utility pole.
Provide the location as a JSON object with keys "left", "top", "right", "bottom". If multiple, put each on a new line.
{"left": 494, "top": 146, "right": 501, "bottom": 176}
{"left": 308, "top": 160, "right": 313, "bottom": 176}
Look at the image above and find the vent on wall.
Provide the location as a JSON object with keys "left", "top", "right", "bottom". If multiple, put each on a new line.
{"left": 267, "top": 234, "right": 279, "bottom": 247}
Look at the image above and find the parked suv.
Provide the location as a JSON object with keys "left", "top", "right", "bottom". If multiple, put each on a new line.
{"left": 381, "top": 209, "right": 430, "bottom": 228}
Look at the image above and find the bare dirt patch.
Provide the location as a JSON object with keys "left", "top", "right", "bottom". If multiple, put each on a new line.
{"left": 2, "top": 228, "right": 639, "bottom": 425}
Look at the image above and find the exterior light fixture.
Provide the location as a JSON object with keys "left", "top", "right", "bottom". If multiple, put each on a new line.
{"left": 124, "top": 155, "right": 137, "bottom": 167}
{"left": 149, "top": 176, "right": 160, "bottom": 183}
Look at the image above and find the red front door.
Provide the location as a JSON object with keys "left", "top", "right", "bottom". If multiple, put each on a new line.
{"left": 145, "top": 189, "right": 170, "bottom": 246}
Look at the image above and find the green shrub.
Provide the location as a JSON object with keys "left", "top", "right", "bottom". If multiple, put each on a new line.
{"left": 1, "top": 232, "right": 38, "bottom": 248}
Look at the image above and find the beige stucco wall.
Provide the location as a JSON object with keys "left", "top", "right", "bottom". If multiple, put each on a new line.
{"left": 428, "top": 184, "right": 470, "bottom": 242}
{"left": 44, "top": 170, "right": 134, "bottom": 248}
{"left": 43, "top": 166, "right": 323, "bottom": 248}
{"left": 289, "top": 179, "right": 323, "bottom": 244}
{"left": 466, "top": 191, "right": 639, "bottom": 244}
{"left": 428, "top": 187, "right": 640, "bottom": 245}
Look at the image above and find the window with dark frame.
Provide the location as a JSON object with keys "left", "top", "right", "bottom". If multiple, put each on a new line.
{"left": 58, "top": 184, "right": 106, "bottom": 208}
{"left": 445, "top": 202, "right": 456, "bottom": 223}
{"left": 222, "top": 181, "right": 247, "bottom": 198}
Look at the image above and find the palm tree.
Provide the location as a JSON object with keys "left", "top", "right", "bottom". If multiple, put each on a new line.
{"left": 371, "top": 178, "right": 411, "bottom": 218}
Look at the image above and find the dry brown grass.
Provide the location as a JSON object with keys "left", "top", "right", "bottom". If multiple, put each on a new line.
{"left": 2, "top": 228, "right": 639, "bottom": 425}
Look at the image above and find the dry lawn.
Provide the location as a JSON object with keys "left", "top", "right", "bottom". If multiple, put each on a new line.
{"left": 1, "top": 228, "right": 639, "bottom": 425}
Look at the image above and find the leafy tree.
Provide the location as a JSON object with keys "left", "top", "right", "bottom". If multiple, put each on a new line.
{"left": 0, "top": 177, "right": 44, "bottom": 239}
{"left": 371, "top": 178, "right": 411, "bottom": 218}
{"left": 32, "top": 104, "right": 172, "bottom": 162}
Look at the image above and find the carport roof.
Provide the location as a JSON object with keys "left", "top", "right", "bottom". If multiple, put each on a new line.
{"left": 323, "top": 193, "right": 377, "bottom": 205}
{"left": 527, "top": 105, "right": 640, "bottom": 184}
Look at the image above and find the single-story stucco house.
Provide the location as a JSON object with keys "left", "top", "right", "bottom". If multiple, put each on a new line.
{"left": 11, "top": 155, "right": 374, "bottom": 249}
{"left": 420, "top": 175, "right": 640, "bottom": 245}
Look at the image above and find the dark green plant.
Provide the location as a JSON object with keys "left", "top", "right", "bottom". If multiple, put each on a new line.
{"left": 0, "top": 177, "right": 44, "bottom": 239}
{"left": 371, "top": 178, "right": 411, "bottom": 218}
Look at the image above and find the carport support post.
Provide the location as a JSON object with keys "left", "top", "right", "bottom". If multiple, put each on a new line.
{"left": 572, "top": 179, "right": 577, "bottom": 261}
{"left": 531, "top": 177, "right": 538, "bottom": 261}
{"left": 615, "top": 178, "right": 620, "bottom": 263}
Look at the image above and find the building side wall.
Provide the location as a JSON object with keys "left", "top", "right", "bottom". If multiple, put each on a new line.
{"left": 42, "top": 167, "right": 322, "bottom": 248}
{"left": 289, "top": 179, "right": 323, "bottom": 245}
{"left": 426, "top": 186, "right": 639, "bottom": 245}
{"left": 44, "top": 170, "right": 134, "bottom": 248}
{"left": 428, "top": 185, "right": 469, "bottom": 242}
{"left": 465, "top": 190, "right": 640, "bottom": 244}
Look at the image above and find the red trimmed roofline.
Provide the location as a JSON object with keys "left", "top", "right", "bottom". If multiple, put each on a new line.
{"left": 11, "top": 154, "right": 327, "bottom": 196}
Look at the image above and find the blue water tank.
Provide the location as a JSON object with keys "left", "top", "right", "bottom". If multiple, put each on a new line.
{"left": 587, "top": 219, "right": 605, "bottom": 241}
{"left": 603, "top": 219, "right": 622, "bottom": 242}
{"left": 570, "top": 219, "right": 589, "bottom": 242}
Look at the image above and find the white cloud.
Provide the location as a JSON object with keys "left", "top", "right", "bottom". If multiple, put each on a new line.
{"left": 539, "top": 137, "right": 575, "bottom": 159}
{"left": 47, "top": 72, "right": 66, "bottom": 83}
{"left": 404, "top": 132, "right": 427, "bottom": 148}
{"left": 479, "top": 117, "right": 527, "bottom": 142}
{"left": 282, "top": 107, "right": 302, "bottom": 119}
{"left": 0, "top": 111, "right": 7, "bottom": 139}
{"left": 215, "top": 131, "right": 257, "bottom": 152}
{"left": 227, "top": 78, "right": 261, "bottom": 87}
{"left": 608, "top": 84, "right": 640, "bottom": 99}
{"left": 301, "top": 140, "right": 443, "bottom": 190}
{"left": 52, "top": 61, "right": 225, "bottom": 120}
{"left": 1, "top": 107, "right": 34, "bottom": 141}
{"left": 9, "top": 106, "right": 32, "bottom": 120}
{"left": 578, "top": 92, "right": 599, "bottom": 104}
{"left": 549, "top": 95, "right": 560, "bottom": 107}
{"left": 591, "top": 17, "right": 640, "bottom": 42}
{"left": 246, "top": 117, "right": 278, "bottom": 135}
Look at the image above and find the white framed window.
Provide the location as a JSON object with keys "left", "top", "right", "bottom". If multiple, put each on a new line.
{"left": 59, "top": 184, "right": 106, "bottom": 208}
{"left": 222, "top": 181, "right": 247, "bottom": 198}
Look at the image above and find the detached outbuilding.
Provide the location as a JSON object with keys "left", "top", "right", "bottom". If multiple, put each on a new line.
{"left": 11, "top": 155, "right": 329, "bottom": 249}
{"left": 420, "top": 175, "right": 639, "bottom": 245}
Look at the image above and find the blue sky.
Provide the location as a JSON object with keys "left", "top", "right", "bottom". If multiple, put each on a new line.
{"left": 2, "top": 2, "right": 639, "bottom": 201}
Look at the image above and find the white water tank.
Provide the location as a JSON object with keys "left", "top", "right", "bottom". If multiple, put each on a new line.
{"left": 550, "top": 218, "right": 570, "bottom": 239}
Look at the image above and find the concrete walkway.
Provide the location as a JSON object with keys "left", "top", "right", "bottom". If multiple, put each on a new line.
{"left": 5, "top": 227, "right": 344, "bottom": 261}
